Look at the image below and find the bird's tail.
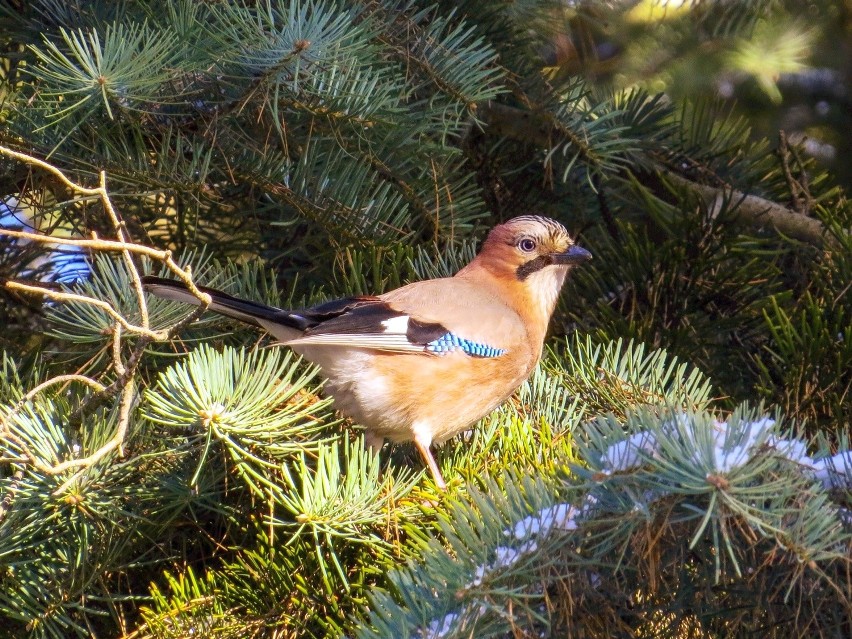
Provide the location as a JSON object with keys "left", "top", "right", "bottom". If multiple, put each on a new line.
{"left": 141, "top": 276, "right": 308, "bottom": 339}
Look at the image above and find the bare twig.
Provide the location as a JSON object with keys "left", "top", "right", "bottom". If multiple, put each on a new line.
{"left": 0, "top": 145, "right": 148, "bottom": 318}
{"left": 95, "top": 170, "right": 151, "bottom": 327}
{"left": 0, "top": 227, "right": 212, "bottom": 304}
{"left": 777, "top": 130, "right": 816, "bottom": 217}
{"left": 787, "top": 138, "right": 814, "bottom": 216}
{"left": 69, "top": 337, "right": 152, "bottom": 426}
{"left": 0, "top": 145, "right": 212, "bottom": 492}
{"left": 0, "top": 145, "right": 104, "bottom": 195}
{"left": 112, "top": 324, "right": 126, "bottom": 376}
{"left": 51, "top": 381, "right": 137, "bottom": 495}
{"left": 4, "top": 280, "right": 163, "bottom": 339}
{"left": 23, "top": 375, "right": 107, "bottom": 401}
{"left": 0, "top": 468, "right": 23, "bottom": 523}
{"left": 778, "top": 131, "right": 805, "bottom": 215}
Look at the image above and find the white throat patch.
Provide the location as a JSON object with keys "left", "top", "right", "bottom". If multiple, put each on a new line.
{"left": 525, "top": 265, "right": 568, "bottom": 318}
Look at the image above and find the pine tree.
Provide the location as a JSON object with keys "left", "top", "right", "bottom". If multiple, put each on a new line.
{"left": 1, "top": 1, "right": 850, "bottom": 637}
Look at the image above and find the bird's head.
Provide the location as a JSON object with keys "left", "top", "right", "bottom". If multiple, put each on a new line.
{"left": 480, "top": 215, "right": 591, "bottom": 279}
{"left": 460, "top": 215, "right": 592, "bottom": 322}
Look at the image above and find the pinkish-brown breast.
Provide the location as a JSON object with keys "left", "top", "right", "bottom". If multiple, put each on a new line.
{"left": 359, "top": 344, "right": 538, "bottom": 444}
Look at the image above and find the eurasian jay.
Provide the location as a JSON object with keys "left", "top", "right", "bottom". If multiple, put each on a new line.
{"left": 142, "top": 215, "right": 591, "bottom": 489}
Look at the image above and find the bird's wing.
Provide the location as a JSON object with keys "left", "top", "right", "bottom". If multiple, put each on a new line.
{"left": 143, "top": 275, "right": 521, "bottom": 356}
{"left": 286, "top": 278, "right": 520, "bottom": 357}
{"left": 284, "top": 298, "right": 449, "bottom": 354}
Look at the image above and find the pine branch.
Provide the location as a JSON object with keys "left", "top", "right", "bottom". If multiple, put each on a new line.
{"left": 360, "top": 408, "right": 852, "bottom": 638}
{"left": 479, "top": 102, "right": 844, "bottom": 247}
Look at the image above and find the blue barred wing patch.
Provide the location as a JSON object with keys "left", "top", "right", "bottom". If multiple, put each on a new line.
{"left": 426, "top": 332, "right": 506, "bottom": 358}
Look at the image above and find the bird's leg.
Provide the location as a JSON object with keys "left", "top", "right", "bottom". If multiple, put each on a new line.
{"left": 414, "top": 435, "right": 447, "bottom": 490}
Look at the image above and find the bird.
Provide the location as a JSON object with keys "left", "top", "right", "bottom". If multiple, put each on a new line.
{"left": 141, "top": 215, "right": 591, "bottom": 489}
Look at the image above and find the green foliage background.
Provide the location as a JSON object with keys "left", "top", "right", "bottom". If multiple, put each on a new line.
{"left": 0, "top": 1, "right": 849, "bottom": 637}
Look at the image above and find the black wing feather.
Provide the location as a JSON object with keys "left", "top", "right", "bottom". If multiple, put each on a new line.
{"left": 302, "top": 301, "right": 448, "bottom": 345}
{"left": 143, "top": 276, "right": 450, "bottom": 347}
{"left": 142, "top": 276, "right": 306, "bottom": 330}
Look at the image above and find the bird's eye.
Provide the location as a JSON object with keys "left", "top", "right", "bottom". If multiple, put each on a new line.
{"left": 518, "top": 238, "right": 537, "bottom": 252}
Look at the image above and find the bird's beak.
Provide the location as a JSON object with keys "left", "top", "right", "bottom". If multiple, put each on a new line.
{"left": 553, "top": 245, "right": 592, "bottom": 265}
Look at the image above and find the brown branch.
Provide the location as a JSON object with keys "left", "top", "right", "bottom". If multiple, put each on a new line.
{"left": 97, "top": 170, "right": 151, "bottom": 328}
{"left": 663, "top": 172, "right": 833, "bottom": 247}
{"left": 478, "top": 102, "right": 845, "bottom": 247}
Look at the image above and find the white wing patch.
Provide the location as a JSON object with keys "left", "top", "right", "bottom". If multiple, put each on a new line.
{"left": 381, "top": 316, "right": 410, "bottom": 334}
{"left": 285, "top": 314, "right": 426, "bottom": 353}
